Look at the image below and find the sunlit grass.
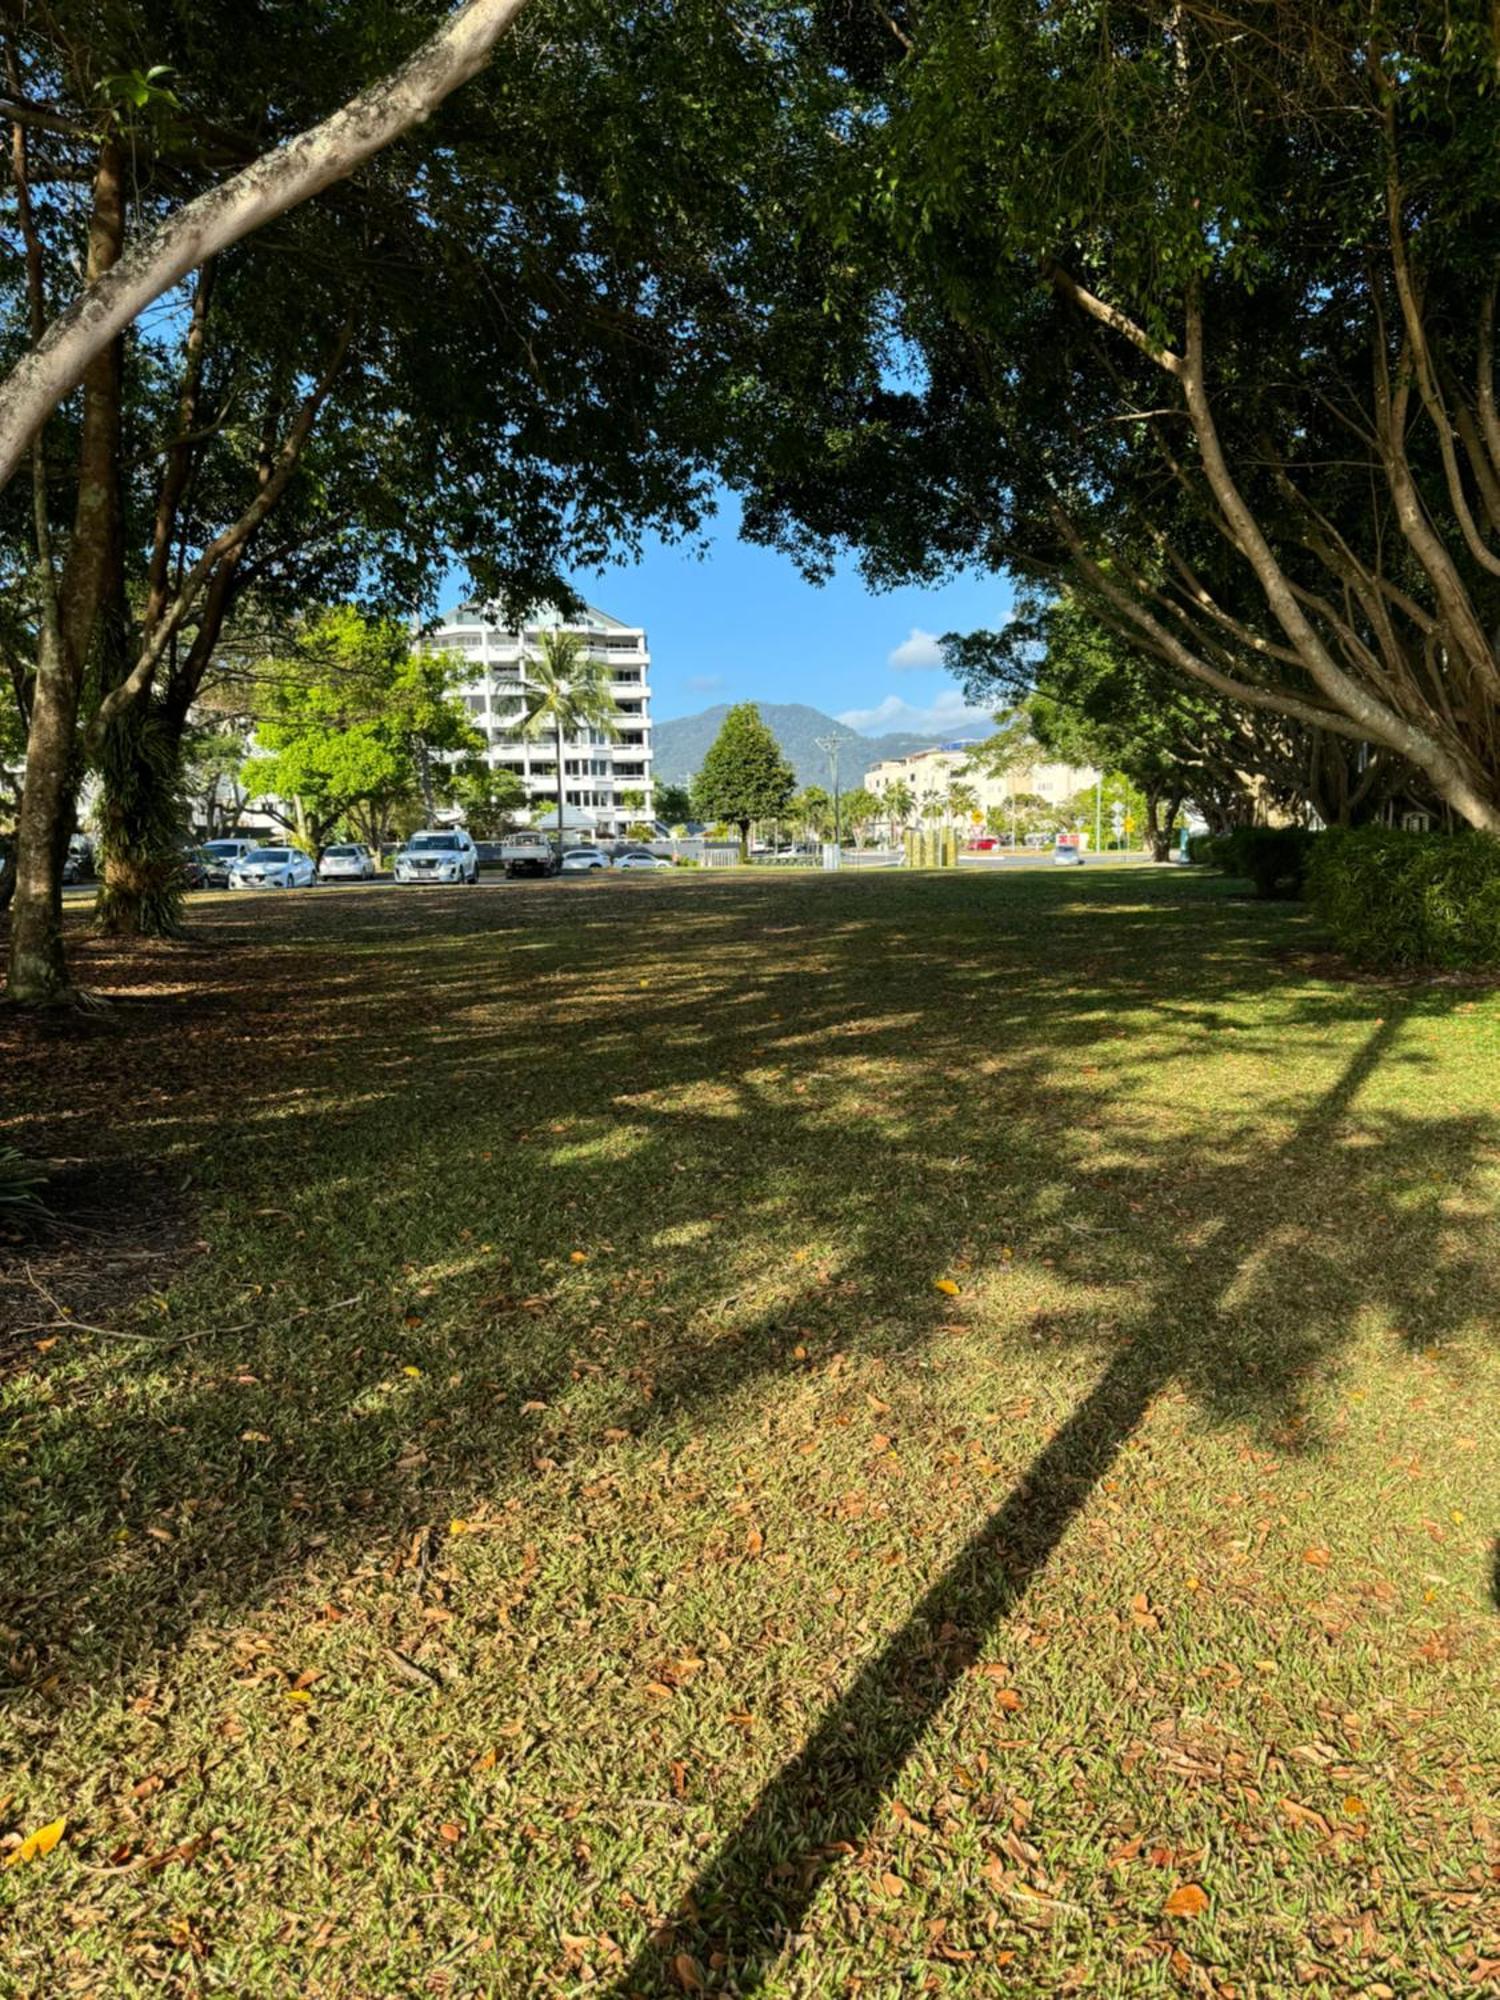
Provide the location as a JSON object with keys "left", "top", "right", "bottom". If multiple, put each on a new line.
{"left": 1, "top": 866, "right": 1497, "bottom": 1995}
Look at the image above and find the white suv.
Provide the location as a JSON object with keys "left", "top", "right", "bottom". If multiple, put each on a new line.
{"left": 394, "top": 829, "right": 479, "bottom": 885}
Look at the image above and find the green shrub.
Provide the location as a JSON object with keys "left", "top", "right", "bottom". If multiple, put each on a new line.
{"left": 1187, "top": 832, "right": 1231, "bottom": 867}
{"left": 1306, "top": 826, "right": 1500, "bottom": 970}
{"left": 1203, "top": 824, "right": 1316, "bottom": 898}
{"left": 0, "top": 1147, "right": 47, "bottom": 1218}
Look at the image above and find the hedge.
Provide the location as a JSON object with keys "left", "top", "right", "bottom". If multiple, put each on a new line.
{"left": 1194, "top": 824, "right": 1317, "bottom": 899}
{"left": 1305, "top": 825, "right": 1500, "bottom": 970}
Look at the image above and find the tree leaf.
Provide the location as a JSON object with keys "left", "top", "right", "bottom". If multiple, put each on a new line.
{"left": 1162, "top": 1882, "right": 1209, "bottom": 1918}
{"left": 3, "top": 1818, "right": 66, "bottom": 1868}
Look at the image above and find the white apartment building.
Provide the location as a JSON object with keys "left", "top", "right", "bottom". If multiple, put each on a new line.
{"left": 427, "top": 602, "right": 653, "bottom": 837}
{"left": 865, "top": 742, "right": 1100, "bottom": 820}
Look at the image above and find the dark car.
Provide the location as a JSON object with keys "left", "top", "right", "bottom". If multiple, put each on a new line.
{"left": 179, "top": 845, "right": 211, "bottom": 889}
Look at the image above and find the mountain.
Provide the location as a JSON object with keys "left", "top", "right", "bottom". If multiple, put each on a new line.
{"left": 652, "top": 702, "right": 986, "bottom": 792}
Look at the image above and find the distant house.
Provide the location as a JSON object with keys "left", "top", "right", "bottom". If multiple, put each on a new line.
{"left": 864, "top": 742, "right": 1099, "bottom": 823}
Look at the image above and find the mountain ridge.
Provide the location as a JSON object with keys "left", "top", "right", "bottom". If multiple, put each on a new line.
{"left": 652, "top": 701, "right": 986, "bottom": 792}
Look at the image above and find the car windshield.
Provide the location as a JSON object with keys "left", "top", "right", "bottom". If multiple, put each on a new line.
{"left": 204, "top": 841, "right": 244, "bottom": 856}
{"left": 245, "top": 849, "right": 290, "bottom": 863}
{"left": 409, "top": 835, "right": 460, "bottom": 851}
{"left": 565, "top": 848, "right": 601, "bottom": 858}
{"left": 324, "top": 846, "right": 358, "bottom": 857}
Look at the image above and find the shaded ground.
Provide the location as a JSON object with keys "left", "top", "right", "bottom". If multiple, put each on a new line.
{"left": 1, "top": 867, "right": 1497, "bottom": 1996}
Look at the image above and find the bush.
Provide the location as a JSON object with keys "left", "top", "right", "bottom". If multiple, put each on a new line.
{"left": 0, "top": 1147, "right": 47, "bottom": 1218}
{"left": 1306, "top": 826, "right": 1500, "bottom": 970}
{"left": 1187, "top": 832, "right": 1230, "bottom": 867}
{"left": 1200, "top": 824, "right": 1317, "bottom": 898}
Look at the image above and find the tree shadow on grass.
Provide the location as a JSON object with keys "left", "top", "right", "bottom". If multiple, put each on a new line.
{"left": 609, "top": 1010, "right": 1497, "bottom": 1995}
{"left": 0, "top": 873, "right": 1493, "bottom": 1844}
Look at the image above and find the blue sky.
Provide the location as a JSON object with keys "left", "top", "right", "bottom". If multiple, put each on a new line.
{"left": 450, "top": 490, "right": 1013, "bottom": 738}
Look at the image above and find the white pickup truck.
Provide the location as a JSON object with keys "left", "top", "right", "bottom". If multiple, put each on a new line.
{"left": 499, "top": 831, "right": 559, "bottom": 879}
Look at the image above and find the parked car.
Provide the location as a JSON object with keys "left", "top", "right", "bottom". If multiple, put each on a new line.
{"left": 200, "top": 837, "right": 259, "bottom": 887}
{"left": 1052, "top": 836, "right": 1085, "bottom": 867}
{"left": 501, "top": 831, "right": 558, "bottom": 878}
{"left": 318, "top": 842, "right": 378, "bottom": 882}
{"left": 560, "top": 845, "right": 610, "bottom": 873}
{"left": 394, "top": 828, "right": 478, "bottom": 884}
{"left": 179, "top": 845, "right": 211, "bottom": 889}
{"left": 473, "top": 840, "right": 507, "bottom": 867}
{"left": 230, "top": 845, "right": 317, "bottom": 889}
{"left": 968, "top": 835, "right": 1000, "bottom": 852}
{"left": 613, "top": 847, "right": 672, "bottom": 872}
{"left": 60, "top": 833, "right": 94, "bottom": 883}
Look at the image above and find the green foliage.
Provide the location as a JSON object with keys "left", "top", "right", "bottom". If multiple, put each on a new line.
{"left": 840, "top": 788, "right": 880, "bottom": 842}
{"left": 1307, "top": 829, "right": 1500, "bottom": 971}
{"left": 654, "top": 782, "right": 694, "bottom": 827}
{"left": 788, "top": 786, "right": 832, "bottom": 839}
{"left": 452, "top": 767, "right": 529, "bottom": 840}
{"left": 692, "top": 703, "right": 796, "bottom": 843}
{"left": 243, "top": 609, "right": 481, "bottom": 849}
{"left": 1214, "top": 826, "right": 1318, "bottom": 901}
{"left": 0, "top": 1146, "right": 48, "bottom": 1218}
{"left": 728, "top": 8, "right": 1500, "bottom": 828}
{"left": 879, "top": 779, "right": 915, "bottom": 829}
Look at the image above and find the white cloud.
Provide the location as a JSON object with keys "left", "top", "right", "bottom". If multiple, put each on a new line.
{"left": 837, "top": 684, "right": 992, "bottom": 738}
{"left": 887, "top": 626, "right": 945, "bottom": 672}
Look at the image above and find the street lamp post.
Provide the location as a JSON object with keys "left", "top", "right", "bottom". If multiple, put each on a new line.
{"left": 815, "top": 733, "right": 846, "bottom": 850}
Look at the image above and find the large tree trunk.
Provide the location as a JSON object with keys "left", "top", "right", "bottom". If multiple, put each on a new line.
{"left": 0, "top": 0, "right": 532, "bottom": 499}
{"left": 1143, "top": 789, "right": 1171, "bottom": 863}
{"left": 93, "top": 704, "right": 188, "bottom": 938}
{"left": 6, "top": 141, "right": 126, "bottom": 1005}
{"left": 7, "top": 628, "right": 78, "bottom": 999}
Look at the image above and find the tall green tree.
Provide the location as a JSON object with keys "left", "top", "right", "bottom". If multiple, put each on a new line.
{"left": 840, "top": 787, "right": 880, "bottom": 846}
{"left": 877, "top": 777, "right": 915, "bottom": 839}
{"left": 241, "top": 609, "right": 481, "bottom": 854}
{"left": 518, "top": 630, "right": 619, "bottom": 855}
{"left": 731, "top": 0, "right": 1500, "bottom": 838}
{"left": 2, "top": 0, "right": 807, "bottom": 993}
{"left": 693, "top": 702, "right": 795, "bottom": 859}
{"left": 788, "top": 785, "right": 832, "bottom": 841}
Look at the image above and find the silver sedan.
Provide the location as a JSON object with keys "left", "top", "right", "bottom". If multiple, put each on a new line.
{"left": 318, "top": 843, "right": 378, "bottom": 881}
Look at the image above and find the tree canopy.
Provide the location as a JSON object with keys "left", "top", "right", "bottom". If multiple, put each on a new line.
{"left": 693, "top": 702, "right": 796, "bottom": 851}
{"left": 729, "top": 1, "right": 1500, "bottom": 834}
{"left": 242, "top": 608, "right": 480, "bottom": 851}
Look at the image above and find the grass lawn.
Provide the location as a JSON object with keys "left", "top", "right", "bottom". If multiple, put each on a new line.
{"left": 2, "top": 865, "right": 1498, "bottom": 1997}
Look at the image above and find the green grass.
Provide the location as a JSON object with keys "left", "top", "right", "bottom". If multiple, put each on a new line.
{"left": 2, "top": 866, "right": 1498, "bottom": 1997}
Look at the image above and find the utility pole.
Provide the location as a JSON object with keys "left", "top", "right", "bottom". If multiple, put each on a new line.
{"left": 815, "top": 733, "right": 847, "bottom": 849}
{"left": 1094, "top": 772, "right": 1103, "bottom": 857}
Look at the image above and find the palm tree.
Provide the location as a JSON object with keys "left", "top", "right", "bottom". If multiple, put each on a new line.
{"left": 946, "top": 780, "right": 978, "bottom": 833}
{"left": 883, "top": 778, "right": 914, "bottom": 843}
{"left": 518, "top": 629, "right": 619, "bottom": 856}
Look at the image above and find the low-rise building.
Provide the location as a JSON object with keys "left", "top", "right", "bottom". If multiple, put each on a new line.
{"left": 865, "top": 742, "right": 1100, "bottom": 824}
